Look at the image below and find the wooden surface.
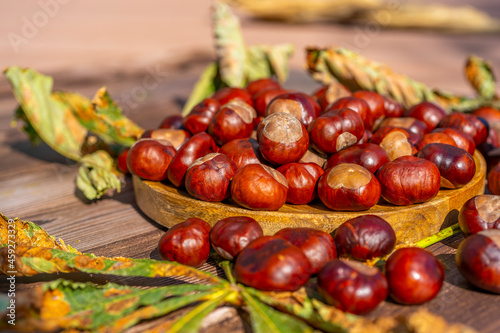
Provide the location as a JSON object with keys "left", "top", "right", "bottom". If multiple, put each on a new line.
{"left": 134, "top": 150, "right": 486, "bottom": 244}
{"left": 1, "top": 2, "right": 500, "bottom": 330}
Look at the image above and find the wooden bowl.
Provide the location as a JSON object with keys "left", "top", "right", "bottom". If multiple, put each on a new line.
{"left": 134, "top": 151, "right": 486, "bottom": 243}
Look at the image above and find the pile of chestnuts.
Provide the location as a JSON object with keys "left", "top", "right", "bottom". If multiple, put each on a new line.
{"left": 121, "top": 77, "right": 500, "bottom": 212}
{"left": 158, "top": 214, "right": 450, "bottom": 315}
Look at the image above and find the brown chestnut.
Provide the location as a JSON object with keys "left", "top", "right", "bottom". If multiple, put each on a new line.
{"left": 370, "top": 126, "right": 416, "bottom": 161}
{"left": 185, "top": 153, "right": 238, "bottom": 202}
{"left": 246, "top": 78, "right": 281, "bottom": 98}
{"left": 312, "top": 83, "right": 351, "bottom": 112}
{"left": 141, "top": 128, "right": 191, "bottom": 150}
{"left": 317, "top": 259, "right": 388, "bottom": 315}
{"left": 253, "top": 88, "right": 288, "bottom": 117}
{"left": 459, "top": 195, "right": 500, "bottom": 236}
{"left": 432, "top": 127, "right": 476, "bottom": 155}
{"left": 167, "top": 132, "right": 218, "bottom": 188}
{"left": 230, "top": 163, "right": 288, "bottom": 211}
{"left": 383, "top": 96, "right": 404, "bottom": 118}
{"left": 404, "top": 101, "right": 446, "bottom": 132}
{"left": 257, "top": 113, "right": 309, "bottom": 165}
{"left": 266, "top": 92, "right": 318, "bottom": 127}
{"left": 183, "top": 98, "right": 220, "bottom": 135}
{"left": 418, "top": 143, "right": 475, "bottom": 189}
{"left": 276, "top": 163, "right": 324, "bottom": 205}
{"left": 117, "top": 148, "right": 130, "bottom": 174}
{"left": 334, "top": 215, "right": 396, "bottom": 260}
{"left": 376, "top": 156, "right": 441, "bottom": 205}
{"left": 325, "top": 143, "right": 390, "bottom": 174}
{"left": 318, "top": 163, "right": 381, "bottom": 211}
{"left": 416, "top": 132, "right": 458, "bottom": 151}
{"left": 352, "top": 90, "right": 386, "bottom": 130}
{"left": 378, "top": 117, "right": 428, "bottom": 138}
{"left": 158, "top": 218, "right": 211, "bottom": 267}
{"left": 127, "top": 139, "right": 177, "bottom": 181}
{"left": 489, "top": 163, "right": 500, "bottom": 195}
{"left": 219, "top": 138, "right": 267, "bottom": 170}
{"left": 298, "top": 149, "right": 327, "bottom": 168}
{"left": 385, "top": 247, "right": 444, "bottom": 304}
{"left": 211, "top": 87, "right": 253, "bottom": 107}
{"left": 308, "top": 108, "right": 365, "bottom": 155}
{"left": 233, "top": 236, "right": 312, "bottom": 291}
{"left": 159, "top": 114, "right": 184, "bottom": 130}
{"left": 275, "top": 227, "right": 337, "bottom": 273}
{"left": 326, "top": 96, "right": 371, "bottom": 130}
{"left": 208, "top": 100, "right": 257, "bottom": 146}
{"left": 439, "top": 112, "right": 488, "bottom": 146}
{"left": 456, "top": 229, "right": 500, "bottom": 294}
{"left": 210, "top": 216, "right": 264, "bottom": 260}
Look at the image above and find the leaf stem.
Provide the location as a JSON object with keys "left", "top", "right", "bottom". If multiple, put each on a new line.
{"left": 219, "top": 260, "right": 236, "bottom": 284}
{"left": 415, "top": 223, "right": 462, "bottom": 248}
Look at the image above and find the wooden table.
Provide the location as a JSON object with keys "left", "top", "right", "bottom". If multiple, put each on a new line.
{"left": 1, "top": 22, "right": 500, "bottom": 333}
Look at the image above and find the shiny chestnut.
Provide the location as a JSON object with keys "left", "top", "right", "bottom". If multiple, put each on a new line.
{"left": 325, "top": 143, "right": 390, "bottom": 174}
{"left": 159, "top": 114, "right": 184, "bottom": 130}
{"left": 378, "top": 117, "right": 428, "bottom": 138}
{"left": 459, "top": 195, "right": 500, "bottom": 236}
{"left": 312, "top": 83, "right": 351, "bottom": 112}
{"left": 383, "top": 96, "right": 404, "bottom": 118}
{"left": 439, "top": 112, "right": 488, "bottom": 146}
{"left": 416, "top": 132, "right": 458, "bottom": 151}
{"left": 432, "top": 127, "right": 476, "bottom": 155}
{"left": 141, "top": 128, "right": 191, "bottom": 149}
{"left": 277, "top": 162, "right": 324, "bottom": 205}
{"left": 211, "top": 87, "right": 253, "bottom": 107}
{"left": 404, "top": 101, "right": 446, "bottom": 132}
{"left": 210, "top": 216, "right": 263, "bottom": 260}
{"left": 234, "top": 236, "right": 312, "bottom": 291}
{"left": 183, "top": 98, "right": 220, "bottom": 135}
{"left": 253, "top": 88, "right": 288, "bottom": 117}
{"left": 117, "top": 148, "right": 130, "bottom": 174}
{"left": 326, "top": 96, "right": 371, "bottom": 130}
{"left": 318, "top": 164, "right": 381, "bottom": 211}
{"left": 370, "top": 126, "right": 416, "bottom": 161}
{"left": 266, "top": 92, "right": 318, "bottom": 127}
{"left": 488, "top": 163, "right": 500, "bottom": 195}
{"left": 208, "top": 100, "right": 257, "bottom": 146}
{"left": 127, "top": 139, "right": 176, "bottom": 181}
{"left": 219, "top": 138, "right": 266, "bottom": 169}
{"left": 246, "top": 78, "right": 281, "bottom": 98}
{"left": 352, "top": 90, "right": 386, "bottom": 130}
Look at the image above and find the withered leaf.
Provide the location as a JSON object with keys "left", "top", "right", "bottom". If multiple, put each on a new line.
{"left": 465, "top": 55, "right": 497, "bottom": 99}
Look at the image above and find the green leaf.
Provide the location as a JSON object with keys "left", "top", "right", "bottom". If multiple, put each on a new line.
{"left": 68, "top": 87, "right": 144, "bottom": 147}
{"left": 181, "top": 62, "right": 221, "bottom": 116}
{"left": 266, "top": 43, "right": 294, "bottom": 82}
{"left": 213, "top": 1, "right": 247, "bottom": 87}
{"left": 5, "top": 66, "right": 90, "bottom": 161}
{"left": 241, "top": 289, "right": 313, "bottom": 333}
{"left": 466, "top": 55, "right": 497, "bottom": 99}
{"left": 246, "top": 44, "right": 294, "bottom": 83}
{"left": 76, "top": 150, "right": 123, "bottom": 200}
{"left": 12, "top": 106, "right": 43, "bottom": 146}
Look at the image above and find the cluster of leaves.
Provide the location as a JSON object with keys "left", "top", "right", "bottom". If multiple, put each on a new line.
{"left": 306, "top": 47, "right": 499, "bottom": 112}
{"left": 0, "top": 214, "right": 477, "bottom": 333}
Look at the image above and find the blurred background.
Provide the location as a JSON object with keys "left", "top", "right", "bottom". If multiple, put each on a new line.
{"left": 1, "top": 0, "right": 499, "bottom": 119}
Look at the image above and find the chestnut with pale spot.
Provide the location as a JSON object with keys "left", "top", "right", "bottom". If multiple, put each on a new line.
{"left": 127, "top": 138, "right": 177, "bottom": 181}
{"left": 257, "top": 112, "right": 309, "bottom": 166}
{"left": 370, "top": 126, "right": 416, "bottom": 161}
{"left": 208, "top": 100, "right": 257, "bottom": 146}
{"left": 416, "top": 132, "right": 458, "bottom": 152}
{"left": 439, "top": 112, "right": 489, "bottom": 146}
{"left": 458, "top": 195, "right": 500, "bottom": 236}
{"left": 318, "top": 163, "right": 381, "bottom": 211}
{"left": 325, "top": 143, "right": 390, "bottom": 174}
{"left": 378, "top": 117, "right": 428, "bottom": 138}
{"left": 266, "top": 92, "right": 318, "bottom": 127}
{"left": 404, "top": 101, "right": 446, "bottom": 132}
{"left": 219, "top": 138, "right": 267, "bottom": 170}
{"left": 312, "top": 83, "right": 351, "bottom": 112}
{"left": 432, "top": 127, "right": 476, "bottom": 155}
{"left": 277, "top": 162, "right": 324, "bottom": 205}
{"left": 140, "top": 128, "right": 191, "bottom": 149}
{"left": 230, "top": 163, "right": 288, "bottom": 211}
{"left": 326, "top": 96, "right": 371, "bottom": 130}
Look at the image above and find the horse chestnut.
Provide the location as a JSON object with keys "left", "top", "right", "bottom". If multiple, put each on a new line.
{"left": 313, "top": 83, "right": 351, "bottom": 112}
{"left": 219, "top": 138, "right": 267, "bottom": 170}
{"left": 208, "top": 100, "right": 257, "bottom": 146}
{"left": 127, "top": 139, "right": 177, "bottom": 181}
{"left": 326, "top": 96, "right": 371, "bottom": 130}
{"left": 378, "top": 117, "right": 428, "bottom": 138}
{"left": 404, "top": 101, "right": 446, "bottom": 132}
{"left": 141, "top": 128, "right": 191, "bottom": 149}
{"left": 210, "top": 216, "right": 263, "bottom": 260}
{"left": 117, "top": 148, "right": 130, "bottom": 174}
{"left": 352, "top": 90, "right": 386, "bottom": 130}
{"left": 325, "top": 143, "right": 390, "bottom": 174}
{"left": 266, "top": 92, "right": 318, "bottom": 127}
{"left": 183, "top": 98, "right": 220, "bottom": 135}
{"left": 211, "top": 87, "right": 253, "bottom": 107}
{"left": 383, "top": 96, "right": 404, "bottom": 118}
{"left": 488, "top": 163, "right": 500, "bottom": 195}
{"left": 253, "top": 88, "right": 288, "bottom": 117}
{"left": 246, "top": 78, "right": 281, "bottom": 98}
{"left": 234, "top": 236, "right": 312, "bottom": 291}
{"left": 370, "top": 126, "right": 416, "bottom": 161}
{"left": 416, "top": 132, "right": 458, "bottom": 151}
{"left": 159, "top": 114, "right": 184, "bottom": 130}
{"left": 277, "top": 162, "right": 324, "bottom": 205}
{"left": 439, "top": 113, "right": 488, "bottom": 146}
{"left": 458, "top": 195, "right": 500, "bottom": 236}
{"left": 158, "top": 218, "right": 211, "bottom": 267}
{"left": 432, "top": 127, "right": 476, "bottom": 155}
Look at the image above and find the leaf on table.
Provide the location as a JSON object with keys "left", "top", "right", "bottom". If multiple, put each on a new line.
{"left": 68, "top": 87, "right": 144, "bottom": 147}
{"left": 5, "top": 66, "right": 90, "bottom": 161}
{"left": 181, "top": 62, "right": 221, "bottom": 116}
{"left": 465, "top": 55, "right": 497, "bottom": 100}
{"left": 213, "top": 1, "right": 247, "bottom": 88}
{"left": 76, "top": 150, "right": 123, "bottom": 200}
{"left": 12, "top": 106, "right": 44, "bottom": 146}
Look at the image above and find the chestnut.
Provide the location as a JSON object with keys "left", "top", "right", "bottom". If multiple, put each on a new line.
{"left": 370, "top": 126, "right": 416, "bottom": 161}
{"left": 358, "top": 129, "right": 373, "bottom": 144}
{"left": 230, "top": 163, "right": 288, "bottom": 211}
{"left": 317, "top": 259, "right": 388, "bottom": 315}
{"left": 159, "top": 114, "right": 184, "bottom": 130}
{"left": 208, "top": 100, "right": 257, "bottom": 146}
{"left": 117, "top": 148, "right": 130, "bottom": 174}
{"left": 383, "top": 96, "right": 404, "bottom": 118}
{"left": 325, "top": 143, "right": 390, "bottom": 174}
{"left": 298, "top": 149, "right": 327, "bottom": 168}
{"left": 185, "top": 153, "right": 238, "bottom": 202}
{"left": 404, "top": 101, "right": 446, "bottom": 132}
{"left": 277, "top": 162, "right": 324, "bottom": 205}
{"left": 211, "top": 87, "right": 253, "bottom": 107}
{"left": 432, "top": 127, "right": 476, "bottom": 155}
{"left": 158, "top": 217, "right": 211, "bottom": 267}
{"left": 245, "top": 78, "right": 281, "bottom": 98}
{"left": 210, "top": 216, "right": 263, "bottom": 260}
{"left": 266, "top": 92, "right": 318, "bottom": 127}
{"left": 253, "top": 88, "right": 288, "bottom": 117}
{"left": 167, "top": 132, "right": 218, "bottom": 188}
{"left": 458, "top": 195, "right": 500, "bottom": 236}
{"left": 489, "top": 163, "right": 500, "bottom": 195}
{"left": 439, "top": 112, "right": 488, "bottom": 146}
{"left": 376, "top": 156, "right": 441, "bottom": 205}
{"left": 326, "top": 96, "right": 371, "bottom": 130}
{"left": 318, "top": 163, "right": 381, "bottom": 211}
{"left": 312, "top": 83, "right": 351, "bottom": 112}
{"left": 275, "top": 227, "right": 337, "bottom": 273}
{"left": 334, "top": 215, "right": 396, "bottom": 260}
{"left": 478, "top": 127, "right": 500, "bottom": 157}
{"left": 385, "top": 247, "right": 444, "bottom": 304}
{"left": 183, "top": 98, "right": 220, "bottom": 135}
{"left": 233, "top": 236, "right": 312, "bottom": 291}
{"left": 378, "top": 117, "right": 428, "bottom": 139}
{"left": 257, "top": 113, "right": 309, "bottom": 165}
{"left": 127, "top": 139, "right": 177, "bottom": 181}
{"left": 140, "top": 128, "right": 191, "bottom": 149}
{"left": 219, "top": 138, "right": 266, "bottom": 169}
{"left": 418, "top": 143, "right": 475, "bottom": 189}
{"left": 416, "top": 132, "right": 458, "bottom": 151}
{"left": 352, "top": 90, "right": 386, "bottom": 130}
{"left": 308, "top": 108, "right": 365, "bottom": 155}
{"left": 456, "top": 229, "right": 500, "bottom": 294}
